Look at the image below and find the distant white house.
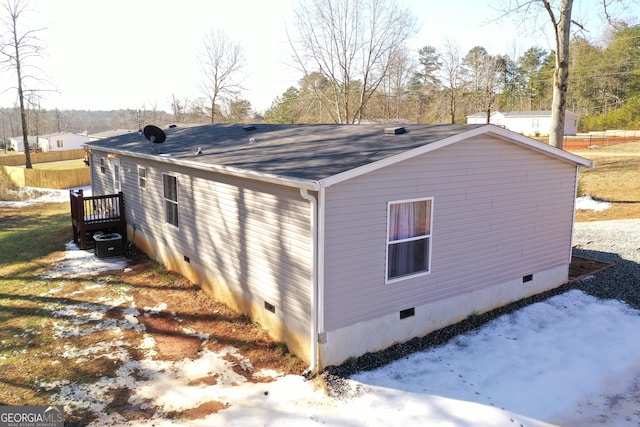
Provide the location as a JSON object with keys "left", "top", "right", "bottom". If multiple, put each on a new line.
{"left": 467, "top": 110, "right": 579, "bottom": 136}
{"left": 37, "top": 132, "right": 91, "bottom": 152}
{"left": 7, "top": 132, "right": 91, "bottom": 152}
{"left": 7, "top": 136, "right": 38, "bottom": 152}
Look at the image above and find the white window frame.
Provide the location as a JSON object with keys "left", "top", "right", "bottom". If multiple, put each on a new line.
{"left": 100, "top": 158, "right": 105, "bottom": 173}
{"left": 111, "top": 158, "right": 121, "bottom": 192}
{"left": 138, "top": 166, "right": 146, "bottom": 189}
{"left": 162, "top": 173, "right": 179, "bottom": 228}
{"left": 385, "top": 197, "right": 433, "bottom": 284}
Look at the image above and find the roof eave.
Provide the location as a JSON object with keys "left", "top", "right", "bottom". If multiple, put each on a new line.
{"left": 86, "top": 145, "right": 321, "bottom": 192}
{"left": 482, "top": 126, "right": 594, "bottom": 168}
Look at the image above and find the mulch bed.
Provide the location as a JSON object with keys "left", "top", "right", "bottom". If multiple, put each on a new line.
{"left": 569, "top": 255, "right": 615, "bottom": 282}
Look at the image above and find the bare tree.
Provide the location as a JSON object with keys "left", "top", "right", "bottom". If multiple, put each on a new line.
{"left": 290, "top": 0, "right": 418, "bottom": 124}
{"left": 199, "top": 29, "right": 246, "bottom": 124}
{"left": 496, "top": 0, "right": 640, "bottom": 149}
{"left": 462, "top": 46, "right": 506, "bottom": 123}
{"left": 170, "top": 93, "right": 188, "bottom": 124}
{"left": 439, "top": 40, "right": 464, "bottom": 124}
{"left": 0, "top": 0, "right": 46, "bottom": 168}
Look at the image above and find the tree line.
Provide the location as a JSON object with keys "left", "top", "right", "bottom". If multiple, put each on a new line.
{"left": 2, "top": 0, "right": 639, "bottom": 164}
{"left": 266, "top": 21, "right": 640, "bottom": 132}
{"left": 3, "top": 20, "right": 637, "bottom": 138}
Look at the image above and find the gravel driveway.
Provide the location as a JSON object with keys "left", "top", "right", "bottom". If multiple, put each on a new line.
{"left": 572, "top": 219, "right": 640, "bottom": 310}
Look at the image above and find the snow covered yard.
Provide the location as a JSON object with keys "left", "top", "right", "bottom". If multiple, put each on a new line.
{"left": 3, "top": 187, "right": 639, "bottom": 426}
{"left": 33, "top": 231, "right": 640, "bottom": 426}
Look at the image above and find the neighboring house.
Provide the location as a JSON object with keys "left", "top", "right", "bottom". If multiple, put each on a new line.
{"left": 467, "top": 110, "right": 579, "bottom": 136}
{"left": 7, "top": 135, "right": 38, "bottom": 152}
{"left": 37, "top": 132, "right": 91, "bottom": 152}
{"left": 84, "top": 123, "right": 592, "bottom": 370}
{"left": 7, "top": 132, "right": 91, "bottom": 152}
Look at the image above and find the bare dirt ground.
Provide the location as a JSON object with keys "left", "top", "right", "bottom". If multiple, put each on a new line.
{"left": 106, "top": 253, "right": 307, "bottom": 420}
{"left": 34, "top": 247, "right": 308, "bottom": 425}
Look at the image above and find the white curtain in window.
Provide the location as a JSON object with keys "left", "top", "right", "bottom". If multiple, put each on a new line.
{"left": 389, "top": 201, "right": 430, "bottom": 241}
{"left": 388, "top": 200, "right": 431, "bottom": 279}
{"left": 389, "top": 202, "right": 412, "bottom": 241}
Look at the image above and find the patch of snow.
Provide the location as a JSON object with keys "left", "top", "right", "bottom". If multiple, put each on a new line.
{"left": 576, "top": 195, "right": 612, "bottom": 211}
{"left": 40, "top": 241, "right": 128, "bottom": 279}
{"left": 0, "top": 185, "right": 91, "bottom": 207}
{"left": 143, "top": 302, "right": 168, "bottom": 315}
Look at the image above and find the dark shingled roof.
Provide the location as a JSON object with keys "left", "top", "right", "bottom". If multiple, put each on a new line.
{"left": 85, "top": 123, "right": 488, "bottom": 182}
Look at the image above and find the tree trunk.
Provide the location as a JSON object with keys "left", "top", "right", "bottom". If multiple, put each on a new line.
{"left": 548, "top": 0, "right": 573, "bottom": 149}
{"left": 19, "top": 86, "right": 32, "bottom": 168}
{"left": 11, "top": 6, "right": 32, "bottom": 168}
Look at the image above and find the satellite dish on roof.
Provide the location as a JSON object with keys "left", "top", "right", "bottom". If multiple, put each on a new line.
{"left": 143, "top": 125, "right": 166, "bottom": 143}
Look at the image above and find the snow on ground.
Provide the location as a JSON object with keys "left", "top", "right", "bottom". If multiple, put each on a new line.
{"left": 576, "top": 195, "right": 612, "bottom": 211}
{"left": 4, "top": 186, "right": 634, "bottom": 426}
{"left": 0, "top": 185, "right": 91, "bottom": 207}
{"left": 40, "top": 241, "right": 128, "bottom": 278}
{"left": 35, "top": 243, "right": 640, "bottom": 427}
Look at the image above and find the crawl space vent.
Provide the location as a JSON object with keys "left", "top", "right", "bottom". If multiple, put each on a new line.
{"left": 400, "top": 307, "right": 415, "bottom": 319}
{"left": 264, "top": 301, "right": 276, "bottom": 313}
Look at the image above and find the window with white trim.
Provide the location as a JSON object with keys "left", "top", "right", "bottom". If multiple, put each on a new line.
{"left": 163, "top": 174, "right": 178, "bottom": 227}
{"left": 138, "top": 167, "right": 146, "bottom": 189}
{"left": 100, "top": 158, "right": 105, "bottom": 173}
{"left": 112, "top": 158, "right": 121, "bottom": 192}
{"left": 386, "top": 198, "right": 433, "bottom": 282}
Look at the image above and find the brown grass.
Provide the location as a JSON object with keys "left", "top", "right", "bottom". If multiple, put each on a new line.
{"left": 571, "top": 140, "right": 640, "bottom": 222}
{"left": 0, "top": 202, "right": 307, "bottom": 425}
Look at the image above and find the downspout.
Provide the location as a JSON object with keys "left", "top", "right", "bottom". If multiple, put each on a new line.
{"left": 569, "top": 165, "right": 582, "bottom": 265}
{"left": 300, "top": 188, "right": 318, "bottom": 375}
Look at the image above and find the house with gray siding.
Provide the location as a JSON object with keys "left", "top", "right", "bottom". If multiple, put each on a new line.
{"left": 84, "top": 123, "right": 592, "bottom": 370}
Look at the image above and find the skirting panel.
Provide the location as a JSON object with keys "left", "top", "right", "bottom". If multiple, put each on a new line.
{"left": 320, "top": 264, "right": 569, "bottom": 368}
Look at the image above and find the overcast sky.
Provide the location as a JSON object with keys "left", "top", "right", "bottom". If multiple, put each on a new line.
{"left": 0, "top": 0, "right": 633, "bottom": 114}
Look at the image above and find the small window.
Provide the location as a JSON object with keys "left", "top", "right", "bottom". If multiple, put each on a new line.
{"left": 112, "top": 158, "right": 121, "bottom": 192}
{"left": 56, "top": 140, "right": 64, "bottom": 148}
{"left": 386, "top": 198, "right": 433, "bottom": 282}
{"left": 163, "top": 174, "right": 178, "bottom": 227}
{"left": 138, "top": 167, "right": 146, "bottom": 189}
{"left": 100, "top": 158, "right": 105, "bottom": 173}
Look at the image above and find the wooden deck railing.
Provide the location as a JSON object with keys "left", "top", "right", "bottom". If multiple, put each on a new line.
{"left": 70, "top": 189, "right": 126, "bottom": 250}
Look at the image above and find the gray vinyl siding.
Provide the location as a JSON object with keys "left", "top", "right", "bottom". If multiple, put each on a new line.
{"left": 91, "top": 153, "right": 313, "bottom": 323}
{"left": 90, "top": 153, "right": 114, "bottom": 196}
{"left": 322, "top": 136, "right": 578, "bottom": 331}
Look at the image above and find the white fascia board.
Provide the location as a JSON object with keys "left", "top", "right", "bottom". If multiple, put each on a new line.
{"left": 485, "top": 126, "right": 594, "bottom": 168}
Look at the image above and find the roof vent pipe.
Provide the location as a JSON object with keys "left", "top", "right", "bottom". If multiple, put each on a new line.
{"left": 384, "top": 127, "right": 406, "bottom": 135}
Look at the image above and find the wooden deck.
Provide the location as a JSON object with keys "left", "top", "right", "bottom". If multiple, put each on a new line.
{"left": 70, "top": 189, "right": 127, "bottom": 250}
